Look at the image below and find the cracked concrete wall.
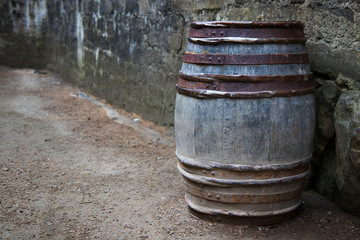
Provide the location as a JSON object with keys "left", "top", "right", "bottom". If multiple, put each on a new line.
{"left": 0, "top": 0, "right": 187, "bottom": 126}
{"left": 1, "top": 0, "right": 360, "bottom": 215}
{"left": 42, "top": 0, "right": 187, "bottom": 127}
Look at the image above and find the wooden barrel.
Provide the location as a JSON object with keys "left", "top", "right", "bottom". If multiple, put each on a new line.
{"left": 175, "top": 21, "right": 315, "bottom": 224}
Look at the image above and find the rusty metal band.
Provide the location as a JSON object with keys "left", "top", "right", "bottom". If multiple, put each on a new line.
{"left": 178, "top": 72, "right": 313, "bottom": 83}
{"left": 176, "top": 151, "right": 312, "bottom": 172}
{"left": 178, "top": 161, "right": 309, "bottom": 180}
{"left": 185, "top": 193, "right": 302, "bottom": 217}
{"left": 176, "top": 78, "right": 314, "bottom": 98}
{"left": 189, "top": 28, "right": 305, "bottom": 38}
{"left": 176, "top": 85, "right": 313, "bottom": 98}
{"left": 177, "top": 77, "right": 314, "bottom": 91}
{"left": 191, "top": 21, "right": 304, "bottom": 29}
{"left": 177, "top": 164, "right": 310, "bottom": 186}
{"left": 184, "top": 183, "right": 303, "bottom": 204}
{"left": 188, "top": 37, "right": 307, "bottom": 45}
{"left": 183, "top": 53, "right": 309, "bottom": 65}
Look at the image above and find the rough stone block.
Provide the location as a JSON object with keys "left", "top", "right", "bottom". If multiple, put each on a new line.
{"left": 335, "top": 90, "right": 360, "bottom": 216}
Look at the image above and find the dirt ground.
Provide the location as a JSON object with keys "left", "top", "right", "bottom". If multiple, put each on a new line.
{"left": 0, "top": 67, "right": 359, "bottom": 240}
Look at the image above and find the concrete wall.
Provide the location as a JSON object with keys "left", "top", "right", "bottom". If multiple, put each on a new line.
{"left": 1, "top": 0, "right": 360, "bottom": 215}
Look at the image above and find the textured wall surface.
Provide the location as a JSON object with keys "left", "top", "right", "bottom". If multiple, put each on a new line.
{"left": 335, "top": 91, "right": 360, "bottom": 216}
{"left": 1, "top": 0, "right": 360, "bottom": 215}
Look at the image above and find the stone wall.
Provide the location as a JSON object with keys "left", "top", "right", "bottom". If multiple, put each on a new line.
{"left": 1, "top": 0, "right": 360, "bottom": 216}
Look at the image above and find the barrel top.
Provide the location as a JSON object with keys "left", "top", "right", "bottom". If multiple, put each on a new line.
{"left": 191, "top": 21, "right": 304, "bottom": 29}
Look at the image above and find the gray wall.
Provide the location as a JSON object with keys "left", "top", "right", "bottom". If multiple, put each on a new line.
{"left": 1, "top": 0, "right": 360, "bottom": 125}
{"left": 1, "top": 0, "right": 360, "bottom": 215}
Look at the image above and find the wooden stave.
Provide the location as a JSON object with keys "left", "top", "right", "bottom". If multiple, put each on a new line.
{"left": 175, "top": 21, "right": 315, "bottom": 221}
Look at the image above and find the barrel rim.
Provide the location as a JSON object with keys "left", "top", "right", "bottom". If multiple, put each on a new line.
{"left": 183, "top": 178, "right": 304, "bottom": 204}
{"left": 191, "top": 21, "right": 304, "bottom": 29}
{"left": 178, "top": 163, "right": 310, "bottom": 186}
{"left": 178, "top": 72, "right": 313, "bottom": 83}
{"left": 188, "top": 37, "right": 307, "bottom": 45}
{"left": 176, "top": 151, "right": 312, "bottom": 171}
{"left": 183, "top": 52, "right": 309, "bottom": 65}
{"left": 176, "top": 85, "right": 314, "bottom": 99}
{"left": 185, "top": 193, "right": 302, "bottom": 217}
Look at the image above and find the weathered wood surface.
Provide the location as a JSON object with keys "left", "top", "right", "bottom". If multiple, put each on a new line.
{"left": 175, "top": 93, "right": 315, "bottom": 219}
{"left": 186, "top": 43, "right": 307, "bottom": 55}
{"left": 181, "top": 63, "right": 310, "bottom": 76}
{"left": 175, "top": 21, "right": 315, "bottom": 221}
{"left": 181, "top": 42, "right": 310, "bottom": 76}
{"left": 175, "top": 94, "right": 315, "bottom": 165}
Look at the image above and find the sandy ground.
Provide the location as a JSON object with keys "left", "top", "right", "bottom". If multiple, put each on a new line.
{"left": 0, "top": 66, "right": 359, "bottom": 240}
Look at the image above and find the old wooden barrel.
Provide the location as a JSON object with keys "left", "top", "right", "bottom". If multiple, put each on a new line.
{"left": 175, "top": 21, "right": 315, "bottom": 224}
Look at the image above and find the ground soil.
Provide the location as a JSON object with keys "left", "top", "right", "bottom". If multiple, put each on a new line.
{"left": 0, "top": 67, "right": 359, "bottom": 240}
